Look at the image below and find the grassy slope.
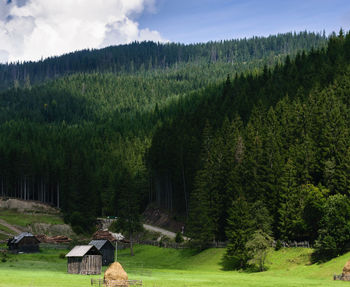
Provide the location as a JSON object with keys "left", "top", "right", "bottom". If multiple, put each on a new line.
{"left": 0, "top": 209, "right": 64, "bottom": 227}
{"left": 0, "top": 223, "right": 16, "bottom": 235}
{"left": 0, "top": 245, "right": 349, "bottom": 287}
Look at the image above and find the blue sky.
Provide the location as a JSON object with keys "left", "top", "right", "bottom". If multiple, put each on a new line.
{"left": 0, "top": 0, "right": 350, "bottom": 63}
{"left": 138, "top": 0, "right": 350, "bottom": 43}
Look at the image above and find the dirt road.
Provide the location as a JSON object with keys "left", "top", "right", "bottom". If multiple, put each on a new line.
{"left": 143, "top": 223, "right": 176, "bottom": 238}
{"left": 143, "top": 223, "right": 189, "bottom": 240}
{"left": 0, "top": 219, "right": 22, "bottom": 235}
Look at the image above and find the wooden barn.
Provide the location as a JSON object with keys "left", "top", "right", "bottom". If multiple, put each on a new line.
{"left": 7, "top": 232, "right": 40, "bottom": 253}
{"left": 65, "top": 245, "right": 102, "bottom": 275}
{"left": 89, "top": 239, "right": 115, "bottom": 266}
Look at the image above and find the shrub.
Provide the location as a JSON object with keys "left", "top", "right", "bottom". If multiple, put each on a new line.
{"left": 275, "top": 240, "right": 282, "bottom": 251}
{"left": 175, "top": 232, "right": 184, "bottom": 243}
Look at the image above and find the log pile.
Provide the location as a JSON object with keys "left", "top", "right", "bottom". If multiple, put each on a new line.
{"left": 92, "top": 230, "right": 116, "bottom": 242}
{"left": 36, "top": 234, "right": 72, "bottom": 244}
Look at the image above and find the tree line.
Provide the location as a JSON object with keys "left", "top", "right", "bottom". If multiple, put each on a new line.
{"left": 0, "top": 31, "right": 326, "bottom": 90}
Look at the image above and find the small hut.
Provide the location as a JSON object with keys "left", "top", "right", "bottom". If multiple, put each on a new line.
{"left": 89, "top": 239, "right": 115, "bottom": 266}
{"left": 65, "top": 245, "right": 102, "bottom": 275}
{"left": 7, "top": 232, "right": 40, "bottom": 253}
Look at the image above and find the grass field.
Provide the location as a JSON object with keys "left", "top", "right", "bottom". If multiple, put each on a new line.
{"left": 0, "top": 209, "right": 64, "bottom": 227}
{"left": 0, "top": 245, "right": 349, "bottom": 287}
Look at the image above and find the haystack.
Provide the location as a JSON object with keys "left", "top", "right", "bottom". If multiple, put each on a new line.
{"left": 342, "top": 259, "right": 350, "bottom": 279}
{"left": 104, "top": 262, "right": 128, "bottom": 286}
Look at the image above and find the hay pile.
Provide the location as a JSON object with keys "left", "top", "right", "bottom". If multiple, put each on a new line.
{"left": 104, "top": 262, "right": 128, "bottom": 286}
{"left": 342, "top": 259, "right": 350, "bottom": 279}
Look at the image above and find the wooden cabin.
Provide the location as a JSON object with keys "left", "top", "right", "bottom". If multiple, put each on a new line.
{"left": 65, "top": 245, "right": 102, "bottom": 275}
{"left": 7, "top": 232, "right": 40, "bottom": 253}
{"left": 89, "top": 239, "right": 115, "bottom": 266}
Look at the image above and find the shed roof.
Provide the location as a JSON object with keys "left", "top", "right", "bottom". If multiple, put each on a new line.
{"left": 89, "top": 240, "right": 115, "bottom": 250}
{"left": 9, "top": 232, "right": 39, "bottom": 244}
{"left": 65, "top": 245, "right": 100, "bottom": 257}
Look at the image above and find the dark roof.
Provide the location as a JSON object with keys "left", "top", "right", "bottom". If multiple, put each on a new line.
{"left": 66, "top": 245, "right": 101, "bottom": 257}
{"left": 89, "top": 240, "right": 115, "bottom": 250}
{"left": 9, "top": 232, "right": 39, "bottom": 244}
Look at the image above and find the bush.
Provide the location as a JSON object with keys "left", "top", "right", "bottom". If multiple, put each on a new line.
{"left": 175, "top": 232, "right": 184, "bottom": 243}
{"left": 159, "top": 235, "right": 171, "bottom": 247}
{"left": 275, "top": 240, "right": 282, "bottom": 251}
{"left": 1, "top": 251, "right": 7, "bottom": 263}
{"left": 69, "top": 211, "right": 96, "bottom": 235}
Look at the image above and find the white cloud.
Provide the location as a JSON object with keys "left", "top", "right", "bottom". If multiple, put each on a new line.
{"left": 0, "top": 0, "right": 166, "bottom": 63}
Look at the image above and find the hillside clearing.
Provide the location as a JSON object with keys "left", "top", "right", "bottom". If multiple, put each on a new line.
{"left": 0, "top": 209, "right": 64, "bottom": 228}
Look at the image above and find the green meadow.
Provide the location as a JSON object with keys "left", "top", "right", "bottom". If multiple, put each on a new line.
{"left": 0, "top": 245, "right": 349, "bottom": 287}
{"left": 0, "top": 209, "right": 64, "bottom": 227}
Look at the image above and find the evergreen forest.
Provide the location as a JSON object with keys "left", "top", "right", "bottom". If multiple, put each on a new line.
{"left": 0, "top": 30, "right": 349, "bottom": 264}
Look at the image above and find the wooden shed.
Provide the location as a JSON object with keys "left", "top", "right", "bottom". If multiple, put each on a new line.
{"left": 89, "top": 239, "right": 115, "bottom": 266}
{"left": 7, "top": 232, "right": 40, "bottom": 253}
{"left": 65, "top": 245, "right": 102, "bottom": 275}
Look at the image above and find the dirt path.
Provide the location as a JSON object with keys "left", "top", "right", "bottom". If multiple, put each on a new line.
{"left": 0, "top": 219, "right": 22, "bottom": 235}
{"left": 143, "top": 223, "right": 176, "bottom": 238}
{"left": 143, "top": 223, "right": 189, "bottom": 240}
{"left": 0, "top": 230, "right": 11, "bottom": 237}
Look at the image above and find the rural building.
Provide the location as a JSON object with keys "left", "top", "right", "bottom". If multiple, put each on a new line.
{"left": 65, "top": 245, "right": 102, "bottom": 275}
{"left": 7, "top": 232, "right": 40, "bottom": 253}
{"left": 89, "top": 239, "right": 115, "bottom": 266}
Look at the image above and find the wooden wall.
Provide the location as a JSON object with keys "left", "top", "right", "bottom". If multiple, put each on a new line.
{"left": 8, "top": 237, "right": 39, "bottom": 253}
{"left": 100, "top": 246, "right": 115, "bottom": 266}
{"left": 67, "top": 255, "right": 102, "bottom": 275}
{"left": 67, "top": 257, "right": 82, "bottom": 274}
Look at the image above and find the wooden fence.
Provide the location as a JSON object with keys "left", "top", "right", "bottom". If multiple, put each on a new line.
{"left": 91, "top": 278, "right": 142, "bottom": 286}
{"left": 138, "top": 240, "right": 186, "bottom": 249}
{"left": 274, "top": 241, "right": 311, "bottom": 248}
{"left": 40, "top": 243, "right": 70, "bottom": 250}
{"left": 136, "top": 240, "right": 310, "bottom": 249}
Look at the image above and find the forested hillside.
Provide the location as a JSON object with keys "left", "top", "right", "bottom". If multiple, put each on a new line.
{"left": 1, "top": 29, "right": 345, "bottom": 256}
{"left": 148, "top": 31, "right": 350, "bottom": 264}
{"left": 0, "top": 31, "right": 325, "bottom": 90}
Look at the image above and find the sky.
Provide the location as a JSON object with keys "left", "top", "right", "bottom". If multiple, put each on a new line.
{"left": 0, "top": 0, "right": 350, "bottom": 63}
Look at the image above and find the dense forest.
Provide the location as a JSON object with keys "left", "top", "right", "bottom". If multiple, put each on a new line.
{"left": 149, "top": 31, "right": 350, "bottom": 262}
{"left": 1, "top": 30, "right": 349, "bottom": 263}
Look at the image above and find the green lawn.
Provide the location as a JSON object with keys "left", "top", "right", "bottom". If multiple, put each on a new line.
{"left": 0, "top": 209, "right": 64, "bottom": 227}
{"left": 0, "top": 245, "right": 349, "bottom": 287}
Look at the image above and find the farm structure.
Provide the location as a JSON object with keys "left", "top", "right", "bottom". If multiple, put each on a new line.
{"left": 66, "top": 245, "right": 102, "bottom": 275}
{"left": 89, "top": 239, "right": 115, "bottom": 266}
{"left": 7, "top": 232, "right": 40, "bottom": 253}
